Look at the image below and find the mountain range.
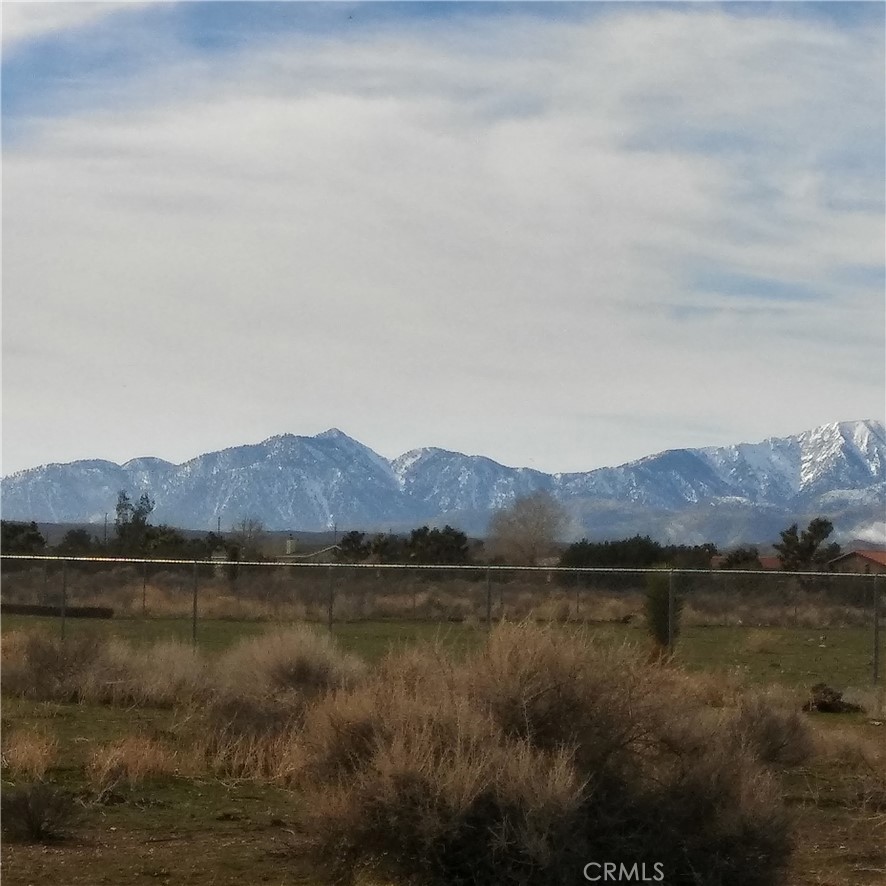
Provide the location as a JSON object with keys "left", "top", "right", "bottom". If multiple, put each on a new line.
{"left": 1, "top": 420, "right": 884, "bottom": 547}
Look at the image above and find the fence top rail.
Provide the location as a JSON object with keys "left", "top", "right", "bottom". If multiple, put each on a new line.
{"left": 0, "top": 553, "right": 878, "bottom": 580}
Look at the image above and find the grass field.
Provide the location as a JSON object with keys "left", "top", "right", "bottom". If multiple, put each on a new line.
{"left": 2, "top": 614, "right": 884, "bottom": 885}
{"left": 1, "top": 612, "right": 877, "bottom": 686}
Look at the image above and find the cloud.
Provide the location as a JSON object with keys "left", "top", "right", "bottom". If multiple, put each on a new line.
{"left": 2, "top": 5, "right": 884, "bottom": 475}
{"left": 1, "top": 1, "right": 155, "bottom": 49}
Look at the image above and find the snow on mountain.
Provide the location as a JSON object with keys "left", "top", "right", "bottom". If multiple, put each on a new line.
{"left": 392, "top": 448, "right": 551, "bottom": 515}
{"left": 2, "top": 420, "right": 884, "bottom": 545}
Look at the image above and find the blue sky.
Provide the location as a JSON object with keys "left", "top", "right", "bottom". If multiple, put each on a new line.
{"left": 2, "top": 1, "right": 884, "bottom": 476}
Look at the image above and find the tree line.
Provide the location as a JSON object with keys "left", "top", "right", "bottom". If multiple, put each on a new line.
{"left": 1, "top": 492, "right": 239, "bottom": 562}
{"left": 0, "top": 489, "right": 844, "bottom": 571}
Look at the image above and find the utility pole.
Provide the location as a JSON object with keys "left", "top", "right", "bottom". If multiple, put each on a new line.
{"left": 103, "top": 513, "right": 108, "bottom": 546}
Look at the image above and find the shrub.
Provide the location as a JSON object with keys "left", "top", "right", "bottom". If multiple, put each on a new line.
{"left": 1, "top": 631, "right": 105, "bottom": 701}
{"left": 1, "top": 783, "right": 78, "bottom": 842}
{"left": 2, "top": 631, "right": 209, "bottom": 709}
{"left": 194, "top": 626, "right": 366, "bottom": 777}
{"left": 209, "top": 625, "right": 365, "bottom": 732}
{"left": 803, "top": 683, "right": 864, "bottom": 714}
{"left": 292, "top": 622, "right": 791, "bottom": 886}
{"left": 80, "top": 639, "right": 208, "bottom": 708}
{"left": 731, "top": 696, "right": 813, "bottom": 767}
{"left": 461, "top": 623, "right": 657, "bottom": 771}
{"left": 3, "top": 729, "right": 58, "bottom": 780}
{"left": 294, "top": 675, "right": 586, "bottom": 885}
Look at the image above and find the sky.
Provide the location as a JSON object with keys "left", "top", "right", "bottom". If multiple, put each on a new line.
{"left": 2, "top": 1, "right": 884, "bottom": 477}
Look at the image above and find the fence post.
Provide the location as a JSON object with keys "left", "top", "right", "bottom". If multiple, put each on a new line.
{"left": 142, "top": 560, "right": 148, "bottom": 618}
{"left": 191, "top": 561, "right": 198, "bottom": 645}
{"left": 327, "top": 565, "right": 335, "bottom": 631}
{"left": 874, "top": 574, "right": 881, "bottom": 685}
{"left": 486, "top": 568, "right": 492, "bottom": 630}
{"left": 574, "top": 570, "right": 581, "bottom": 620}
{"left": 60, "top": 560, "right": 68, "bottom": 642}
{"left": 667, "top": 570, "right": 676, "bottom": 656}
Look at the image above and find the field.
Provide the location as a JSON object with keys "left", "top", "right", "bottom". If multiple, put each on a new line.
{"left": 0, "top": 613, "right": 877, "bottom": 686}
{"left": 2, "top": 614, "right": 884, "bottom": 885}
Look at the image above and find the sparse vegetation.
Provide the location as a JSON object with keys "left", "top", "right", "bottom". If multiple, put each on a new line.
{"left": 87, "top": 735, "right": 180, "bottom": 794}
{"left": 292, "top": 624, "right": 792, "bottom": 886}
{"left": 197, "top": 626, "right": 366, "bottom": 775}
{"left": 731, "top": 696, "right": 814, "bottom": 766}
{"left": 0, "top": 616, "right": 882, "bottom": 884}
{"left": 1, "top": 783, "right": 78, "bottom": 843}
{"left": 2, "top": 728, "right": 58, "bottom": 780}
{"left": 644, "top": 571, "right": 683, "bottom": 654}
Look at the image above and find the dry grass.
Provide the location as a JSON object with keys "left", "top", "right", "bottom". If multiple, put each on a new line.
{"left": 291, "top": 622, "right": 793, "bottom": 886}
{"left": 812, "top": 725, "right": 884, "bottom": 768}
{"left": 683, "top": 595, "right": 870, "bottom": 629}
{"left": 86, "top": 735, "right": 179, "bottom": 794}
{"left": 1, "top": 631, "right": 210, "bottom": 708}
{"left": 2, "top": 729, "right": 58, "bottom": 780}
{"left": 841, "top": 685, "right": 886, "bottom": 719}
{"left": 662, "top": 667, "right": 747, "bottom": 708}
{"left": 213, "top": 625, "right": 365, "bottom": 701}
{"left": 80, "top": 638, "right": 209, "bottom": 707}
{"left": 3, "top": 563, "right": 871, "bottom": 628}
{"left": 183, "top": 626, "right": 366, "bottom": 777}
{"left": 194, "top": 729, "right": 300, "bottom": 780}
{"left": 808, "top": 723, "right": 886, "bottom": 844}
{"left": 730, "top": 696, "right": 814, "bottom": 766}
{"left": 1, "top": 631, "right": 107, "bottom": 701}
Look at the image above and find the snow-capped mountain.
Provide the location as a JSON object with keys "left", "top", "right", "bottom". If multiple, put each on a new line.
{"left": 2, "top": 420, "right": 884, "bottom": 546}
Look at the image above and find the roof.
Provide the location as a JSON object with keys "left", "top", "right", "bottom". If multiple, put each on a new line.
{"left": 828, "top": 549, "right": 886, "bottom": 567}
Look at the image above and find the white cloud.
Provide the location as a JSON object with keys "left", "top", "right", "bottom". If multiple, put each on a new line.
{"left": 2, "top": 6, "right": 883, "bottom": 475}
{"left": 1, "top": 1, "right": 155, "bottom": 49}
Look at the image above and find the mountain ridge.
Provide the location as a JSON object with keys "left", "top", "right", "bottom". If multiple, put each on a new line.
{"left": 2, "top": 419, "right": 884, "bottom": 547}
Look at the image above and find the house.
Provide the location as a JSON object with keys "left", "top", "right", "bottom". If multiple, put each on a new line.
{"left": 827, "top": 549, "right": 886, "bottom": 575}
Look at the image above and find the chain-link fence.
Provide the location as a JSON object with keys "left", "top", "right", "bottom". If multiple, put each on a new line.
{"left": 1, "top": 555, "right": 881, "bottom": 686}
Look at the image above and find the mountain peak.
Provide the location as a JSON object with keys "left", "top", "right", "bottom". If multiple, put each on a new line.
{"left": 1, "top": 421, "right": 883, "bottom": 544}
{"left": 316, "top": 427, "right": 351, "bottom": 441}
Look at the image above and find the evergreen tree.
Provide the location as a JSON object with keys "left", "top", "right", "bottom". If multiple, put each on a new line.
{"left": 369, "top": 533, "right": 408, "bottom": 564}
{"left": 55, "top": 528, "right": 97, "bottom": 556}
{"left": 719, "top": 546, "right": 762, "bottom": 570}
{"left": 774, "top": 517, "right": 840, "bottom": 571}
{"left": 407, "top": 525, "right": 470, "bottom": 565}
{"left": 337, "top": 531, "right": 371, "bottom": 563}
{"left": 1, "top": 520, "right": 46, "bottom": 554}
{"left": 113, "top": 490, "right": 155, "bottom": 555}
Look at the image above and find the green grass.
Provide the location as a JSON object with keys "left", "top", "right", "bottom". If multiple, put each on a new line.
{"left": 677, "top": 625, "right": 876, "bottom": 688}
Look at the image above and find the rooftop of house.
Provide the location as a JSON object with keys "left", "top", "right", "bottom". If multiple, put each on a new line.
{"left": 828, "top": 549, "right": 886, "bottom": 567}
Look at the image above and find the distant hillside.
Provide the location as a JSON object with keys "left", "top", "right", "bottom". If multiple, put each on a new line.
{"left": 2, "top": 420, "right": 884, "bottom": 547}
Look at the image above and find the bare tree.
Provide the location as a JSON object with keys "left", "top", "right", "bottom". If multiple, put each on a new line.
{"left": 486, "top": 491, "right": 568, "bottom": 566}
{"left": 231, "top": 516, "right": 267, "bottom": 560}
